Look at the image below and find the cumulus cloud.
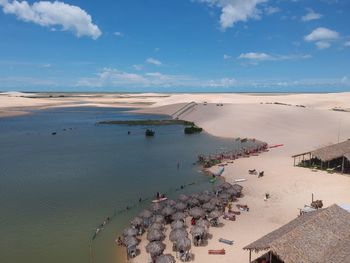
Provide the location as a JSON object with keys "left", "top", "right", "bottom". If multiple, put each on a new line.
{"left": 265, "top": 6, "right": 280, "bottom": 15}
{"left": 132, "top": 64, "right": 144, "bottom": 71}
{"left": 0, "top": 0, "right": 101, "bottom": 39}
{"left": 113, "top": 32, "right": 123, "bottom": 37}
{"left": 304, "top": 27, "right": 339, "bottom": 49}
{"left": 223, "top": 54, "right": 232, "bottom": 60}
{"left": 195, "top": 0, "right": 267, "bottom": 30}
{"left": 238, "top": 52, "right": 311, "bottom": 63}
{"left": 301, "top": 9, "right": 322, "bottom": 21}
{"left": 146, "top": 57, "right": 162, "bottom": 66}
{"left": 344, "top": 41, "right": 350, "bottom": 47}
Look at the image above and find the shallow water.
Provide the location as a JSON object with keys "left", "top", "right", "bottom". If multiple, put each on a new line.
{"left": 0, "top": 107, "right": 256, "bottom": 263}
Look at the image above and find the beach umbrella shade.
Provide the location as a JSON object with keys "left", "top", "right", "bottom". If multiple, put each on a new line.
{"left": 176, "top": 236, "right": 191, "bottom": 251}
{"left": 123, "top": 227, "right": 138, "bottom": 237}
{"left": 146, "top": 241, "right": 165, "bottom": 256}
{"left": 190, "top": 193, "right": 200, "bottom": 199}
{"left": 156, "top": 254, "right": 176, "bottom": 263}
{"left": 190, "top": 225, "right": 206, "bottom": 237}
{"left": 187, "top": 198, "right": 200, "bottom": 207}
{"left": 232, "top": 184, "right": 243, "bottom": 195}
{"left": 219, "top": 192, "right": 230, "bottom": 202}
{"left": 169, "top": 228, "right": 188, "bottom": 243}
{"left": 210, "top": 197, "right": 222, "bottom": 206}
{"left": 147, "top": 229, "right": 165, "bottom": 242}
{"left": 161, "top": 206, "right": 175, "bottom": 217}
{"left": 172, "top": 212, "right": 186, "bottom": 221}
{"left": 148, "top": 222, "right": 164, "bottom": 231}
{"left": 220, "top": 182, "right": 232, "bottom": 189}
{"left": 139, "top": 209, "right": 153, "bottom": 219}
{"left": 189, "top": 207, "right": 205, "bottom": 219}
{"left": 165, "top": 199, "right": 177, "bottom": 207}
{"left": 174, "top": 202, "right": 187, "bottom": 211}
{"left": 171, "top": 220, "right": 185, "bottom": 230}
{"left": 202, "top": 190, "right": 214, "bottom": 196}
{"left": 151, "top": 215, "right": 165, "bottom": 224}
{"left": 198, "top": 194, "right": 211, "bottom": 204}
{"left": 123, "top": 236, "right": 139, "bottom": 247}
{"left": 130, "top": 217, "right": 143, "bottom": 227}
{"left": 196, "top": 218, "right": 210, "bottom": 229}
{"left": 202, "top": 202, "right": 216, "bottom": 212}
{"left": 178, "top": 194, "right": 189, "bottom": 203}
{"left": 150, "top": 203, "right": 163, "bottom": 213}
{"left": 226, "top": 187, "right": 239, "bottom": 197}
{"left": 209, "top": 210, "right": 223, "bottom": 219}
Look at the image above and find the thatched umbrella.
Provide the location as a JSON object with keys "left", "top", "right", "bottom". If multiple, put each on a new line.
{"left": 219, "top": 192, "right": 230, "bottom": 202}
{"left": 190, "top": 193, "right": 200, "bottom": 199}
{"left": 210, "top": 197, "right": 222, "bottom": 206}
{"left": 151, "top": 214, "right": 165, "bottom": 224}
{"left": 187, "top": 198, "right": 200, "bottom": 207}
{"left": 148, "top": 222, "right": 164, "bottom": 231}
{"left": 175, "top": 202, "right": 187, "bottom": 211}
{"left": 220, "top": 182, "right": 232, "bottom": 189}
{"left": 202, "top": 202, "right": 216, "bottom": 212}
{"left": 176, "top": 236, "right": 191, "bottom": 251}
{"left": 171, "top": 220, "right": 185, "bottom": 230}
{"left": 139, "top": 209, "right": 153, "bottom": 219}
{"left": 209, "top": 210, "right": 223, "bottom": 219}
{"left": 178, "top": 194, "right": 189, "bottom": 203}
{"left": 189, "top": 207, "right": 205, "bottom": 219}
{"left": 196, "top": 218, "right": 210, "bottom": 229}
{"left": 161, "top": 206, "right": 175, "bottom": 217}
{"left": 172, "top": 212, "right": 186, "bottom": 221}
{"left": 123, "top": 227, "right": 138, "bottom": 237}
{"left": 151, "top": 203, "right": 163, "bottom": 213}
{"left": 147, "top": 229, "right": 165, "bottom": 242}
{"left": 146, "top": 241, "right": 165, "bottom": 256}
{"left": 130, "top": 217, "right": 143, "bottom": 227}
{"left": 169, "top": 228, "right": 188, "bottom": 243}
{"left": 226, "top": 187, "right": 239, "bottom": 197}
{"left": 165, "top": 199, "right": 177, "bottom": 207}
{"left": 198, "top": 194, "right": 211, "bottom": 204}
{"left": 191, "top": 225, "right": 206, "bottom": 237}
{"left": 123, "top": 236, "right": 139, "bottom": 247}
{"left": 155, "top": 254, "right": 176, "bottom": 263}
{"left": 232, "top": 184, "right": 243, "bottom": 192}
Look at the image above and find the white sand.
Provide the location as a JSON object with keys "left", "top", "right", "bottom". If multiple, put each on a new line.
{"left": 2, "top": 92, "right": 350, "bottom": 262}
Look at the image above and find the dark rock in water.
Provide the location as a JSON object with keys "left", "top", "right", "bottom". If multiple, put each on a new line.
{"left": 145, "top": 129, "right": 155, "bottom": 137}
{"left": 51, "top": 132, "right": 57, "bottom": 135}
{"left": 184, "top": 126, "right": 202, "bottom": 134}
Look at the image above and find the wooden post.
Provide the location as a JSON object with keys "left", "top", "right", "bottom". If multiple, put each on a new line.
{"left": 312, "top": 193, "right": 314, "bottom": 203}
{"left": 249, "top": 250, "right": 252, "bottom": 263}
{"left": 342, "top": 156, "right": 345, "bottom": 174}
{"left": 270, "top": 251, "right": 272, "bottom": 263}
{"left": 293, "top": 157, "right": 296, "bottom": 166}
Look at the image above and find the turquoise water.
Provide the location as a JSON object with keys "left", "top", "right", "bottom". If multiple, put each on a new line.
{"left": 0, "top": 107, "right": 248, "bottom": 263}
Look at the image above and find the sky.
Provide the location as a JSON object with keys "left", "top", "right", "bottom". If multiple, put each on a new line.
{"left": 0, "top": 0, "right": 349, "bottom": 92}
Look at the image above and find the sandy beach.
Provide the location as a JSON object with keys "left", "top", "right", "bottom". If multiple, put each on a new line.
{"left": 2, "top": 91, "right": 350, "bottom": 262}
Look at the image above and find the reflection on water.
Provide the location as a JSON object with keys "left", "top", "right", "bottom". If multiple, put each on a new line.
{"left": 0, "top": 107, "right": 244, "bottom": 263}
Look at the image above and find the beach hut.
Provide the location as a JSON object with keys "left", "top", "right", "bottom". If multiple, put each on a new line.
{"left": 220, "top": 182, "right": 232, "bottom": 190}
{"left": 178, "top": 194, "right": 189, "bottom": 203}
{"left": 244, "top": 204, "right": 350, "bottom": 263}
{"left": 202, "top": 202, "right": 216, "bottom": 212}
{"left": 147, "top": 229, "right": 165, "bottom": 242}
{"left": 187, "top": 198, "right": 200, "bottom": 208}
{"left": 169, "top": 228, "right": 188, "bottom": 243}
{"left": 123, "top": 236, "right": 139, "bottom": 258}
{"left": 123, "top": 227, "right": 138, "bottom": 237}
{"left": 190, "top": 225, "right": 207, "bottom": 246}
{"left": 196, "top": 218, "right": 210, "bottom": 229}
{"left": 171, "top": 220, "right": 185, "bottom": 230}
{"left": 151, "top": 215, "right": 165, "bottom": 225}
{"left": 146, "top": 241, "right": 166, "bottom": 257}
{"left": 172, "top": 212, "right": 186, "bottom": 221}
{"left": 148, "top": 222, "right": 164, "bottom": 231}
{"left": 189, "top": 207, "right": 205, "bottom": 219}
{"left": 155, "top": 254, "right": 176, "bottom": 263}
{"left": 175, "top": 202, "right": 187, "bottom": 211}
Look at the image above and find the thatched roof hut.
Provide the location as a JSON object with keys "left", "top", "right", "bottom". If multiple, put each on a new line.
{"left": 165, "top": 199, "right": 177, "bottom": 207}
{"left": 197, "top": 193, "right": 211, "bottom": 204}
{"left": 123, "top": 227, "right": 138, "bottom": 237}
{"left": 172, "top": 212, "right": 186, "bottom": 221}
{"left": 146, "top": 241, "right": 166, "bottom": 256}
{"left": 148, "top": 222, "right": 164, "bottom": 231}
{"left": 150, "top": 203, "right": 163, "bottom": 213}
{"left": 130, "top": 217, "right": 143, "bottom": 227}
{"left": 190, "top": 225, "right": 206, "bottom": 237}
{"left": 244, "top": 204, "right": 350, "bottom": 263}
{"left": 189, "top": 207, "right": 205, "bottom": 219}
{"left": 155, "top": 254, "right": 176, "bottom": 263}
{"left": 171, "top": 220, "right": 185, "bottom": 230}
{"left": 151, "top": 214, "right": 165, "bottom": 224}
{"left": 220, "top": 182, "right": 232, "bottom": 189}
{"left": 169, "top": 228, "right": 188, "bottom": 243}
{"left": 178, "top": 194, "right": 189, "bottom": 203}
{"left": 161, "top": 206, "right": 175, "bottom": 217}
{"left": 202, "top": 202, "right": 216, "bottom": 212}
{"left": 196, "top": 218, "right": 210, "bottom": 229}
{"left": 174, "top": 202, "right": 187, "bottom": 211}
{"left": 209, "top": 210, "right": 222, "bottom": 219}
{"left": 187, "top": 198, "right": 200, "bottom": 207}
{"left": 123, "top": 236, "right": 139, "bottom": 247}
{"left": 311, "top": 140, "right": 350, "bottom": 162}
{"left": 139, "top": 209, "right": 153, "bottom": 219}
{"left": 232, "top": 184, "right": 243, "bottom": 193}
{"left": 147, "top": 229, "right": 165, "bottom": 242}
{"left": 176, "top": 236, "right": 191, "bottom": 251}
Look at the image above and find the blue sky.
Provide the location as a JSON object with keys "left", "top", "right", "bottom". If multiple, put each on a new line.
{"left": 0, "top": 0, "right": 349, "bottom": 92}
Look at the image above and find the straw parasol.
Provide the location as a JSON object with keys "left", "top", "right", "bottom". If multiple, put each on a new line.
{"left": 190, "top": 193, "right": 200, "bottom": 199}
{"left": 198, "top": 194, "right": 211, "bottom": 204}
{"left": 176, "top": 236, "right": 191, "bottom": 251}
{"left": 172, "top": 212, "right": 186, "bottom": 221}
{"left": 178, "top": 194, "right": 189, "bottom": 203}
{"left": 219, "top": 192, "right": 230, "bottom": 202}
{"left": 220, "top": 182, "right": 232, "bottom": 189}
{"left": 171, "top": 220, "right": 185, "bottom": 230}
{"left": 155, "top": 254, "right": 176, "bottom": 263}
{"left": 189, "top": 207, "right": 205, "bottom": 219}
{"left": 139, "top": 209, "right": 153, "bottom": 219}
{"left": 123, "top": 227, "right": 138, "bottom": 237}
{"left": 191, "top": 225, "right": 206, "bottom": 237}
{"left": 196, "top": 218, "right": 210, "bottom": 229}
{"left": 202, "top": 202, "right": 216, "bottom": 212}
{"left": 209, "top": 210, "right": 222, "bottom": 219}
{"left": 151, "top": 203, "right": 163, "bottom": 213}
{"left": 148, "top": 222, "right": 164, "bottom": 231}
{"left": 165, "top": 199, "right": 177, "bottom": 207}
{"left": 151, "top": 214, "right": 165, "bottom": 224}
{"left": 187, "top": 198, "right": 200, "bottom": 207}
{"left": 175, "top": 202, "right": 187, "bottom": 211}
{"left": 146, "top": 241, "right": 166, "bottom": 256}
{"left": 161, "top": 206, "right": 175, "bottom": 217}
{"left": 147, "top": 229, "right": 165, "bottom": 242}
{"left": 123, "top": 236, "right": 139, "bottom": 247}
{"left": 226, "top": 187, "right": 239, "bottom": 197}
{"left": 130, "top": 217, "right": 143, "bottom": 227}
{"left": 169, "top": 228, "right": 188, "bottom": 243}
{"left": 232, "top": 184, "right": 243, "bottom": 193}
{"left": 210, "top": 197, "right": 222, "bottom": 206}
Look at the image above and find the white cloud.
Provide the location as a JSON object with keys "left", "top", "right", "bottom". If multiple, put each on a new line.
{"left": 132, "top": 64, "right": 144, "bottom": 71}
{"left": 146, "top": 57, "right": 162, "bottom": 66}
{"left": 223, "top": 54, "right": 232, "bottom": 60}
{"left": 0, "top": 0, "right": 101, "bottom": 39}
{"left": 304, "top": 27, "right": 339, "bottom": 49}
{"left": 195, "top": 0, "right": 267, "bottom": 30}
{"left": 344, "top": 41, "right": 350, "bottom": 47}
{"left": 113, "top": 32, "right": 123, "bottom": 37}
{"left": 238, "top": 52, "right": 311, "bottom": 63}
{"left": 301, "top": 9, "right": 322, "bottom": 21}
{"left": 265, "top": 6, "right": 280, "bottom": 15}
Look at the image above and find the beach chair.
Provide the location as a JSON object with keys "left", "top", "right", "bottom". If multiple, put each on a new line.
{"left": 219, "top": 238, "right": 234, "bottom": 245}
